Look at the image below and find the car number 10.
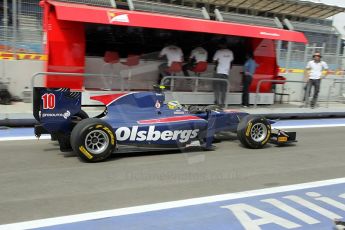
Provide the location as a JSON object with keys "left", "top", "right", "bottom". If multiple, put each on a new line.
{"left": 42, "top": 93, "right": 56, "bottom": 109}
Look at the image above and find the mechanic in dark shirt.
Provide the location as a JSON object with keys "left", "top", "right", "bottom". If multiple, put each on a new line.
{"left": 212, "top": 42, "right": 234, "bottom": 108}
{"left": 242, "top": 52, "right": 257, "bottom": 107}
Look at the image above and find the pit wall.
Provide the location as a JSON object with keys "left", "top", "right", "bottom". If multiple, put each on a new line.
{"left": 84, "top": 57, "right": 244, "bottom": 92}
{"left": 1, "top": 58, "right": 343, "bottom": 102}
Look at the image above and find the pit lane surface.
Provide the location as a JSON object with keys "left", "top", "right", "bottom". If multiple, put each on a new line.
{"left": 0, "top": 125, "right": 344, "bottom": 226}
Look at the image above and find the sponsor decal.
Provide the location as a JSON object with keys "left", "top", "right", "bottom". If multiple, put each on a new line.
{"left": 96, "top": 125, "right": 115, "bottom": 145}
{"left": 79, "top": 146, "right": 93, "bottom": 159}
{"left": 0, "top": 51, "right": 46, "bottom": 60}
{"left": 108, "top": 11, "right": 129, "bottom": 23}
{"left": 95, "top": 125, "right": 115, "bottom": 145}
{"left": 260, "top": 31, "right": 280, "bottom": 37}
{"left": 262, "top": 129, "right": 271, "bottom": 144}
{"left": 278, "top": 68, "right": 344, "bottom": 75}
{"left": 246, "top": 122, "right": 252, "bottom": 137}
{"left": 115, "top": 126, "right": 199, "bottom": 143}
{"left": 2, "top": 179, "right": 344, "bottom": 229}
{"left": 41, "top": 110, "right": 71, "bottom": 119}
{"left": 278, "top": 136, "right": 288, "bottom": 142}
{"left": 103, "top": 127, "right": 115, "bottom": 145}
{"left": 63, "top": 111, "right": 71, "bottom": 119}
{"left": 221, "top": 188, "right": 345, "bottom": 229}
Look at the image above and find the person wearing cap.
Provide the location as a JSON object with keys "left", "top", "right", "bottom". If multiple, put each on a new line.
{"left": 212, "top": 42, "right": 234, "bottom": 108}
{"left": 304, "top": 52, "right": 328, "bottom": 108}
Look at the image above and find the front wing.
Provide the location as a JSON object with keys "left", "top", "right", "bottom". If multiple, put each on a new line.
{"left": 270, "top": 129, "right": 297, "bottom": 145}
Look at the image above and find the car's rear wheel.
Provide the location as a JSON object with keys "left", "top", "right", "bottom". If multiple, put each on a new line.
{"left": 70, "top": 118, "right": 116, "bottom": 162}
{"left": 237, "top": 115, "right": 271, "bottom": 149}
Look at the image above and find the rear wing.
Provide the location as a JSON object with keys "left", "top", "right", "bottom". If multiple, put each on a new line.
{"left": 33, "top": 87, "right": 82, "bottom": 124}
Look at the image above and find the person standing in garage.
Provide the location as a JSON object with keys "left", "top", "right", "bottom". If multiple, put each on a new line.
{"left": 213, "top": 42, "right": 234, "bottom": 108}
{"left": 242, "top": 52, "right": 257, "bottom": 107}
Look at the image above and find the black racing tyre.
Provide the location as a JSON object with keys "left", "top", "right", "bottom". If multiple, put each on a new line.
{"left": 70, "top": 118, "right": 116, "bottom": 162}
{"left": 237, "top": 115, "right": 271, "bottom": 149}
{"left": 51, "top": 133, "right": 58, "bottom": 141}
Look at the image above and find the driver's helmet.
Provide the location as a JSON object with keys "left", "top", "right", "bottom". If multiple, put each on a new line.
{"left": 167, "top": 100, "right": 182, "bottom": 110}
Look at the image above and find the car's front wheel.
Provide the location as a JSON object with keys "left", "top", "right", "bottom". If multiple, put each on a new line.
{"left": 70, "top": 118, "right": 116, "bottom": 162}
{"left": 237, "top": 115, "right": 271, "bottom": 149}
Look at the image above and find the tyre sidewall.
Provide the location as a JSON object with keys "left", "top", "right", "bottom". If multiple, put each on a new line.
{"left": 71, "top": 119, "right": 116, "bottom": 162}
{"left": 237, "top": 116, "right": 271, "bottom": 149}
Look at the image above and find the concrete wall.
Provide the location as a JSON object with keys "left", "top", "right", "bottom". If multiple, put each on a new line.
{"left": 276, "top": 73, "right": 345, "bottom": 102}
{"left": 0, "top": 60, "right": 44, "bottom": 97}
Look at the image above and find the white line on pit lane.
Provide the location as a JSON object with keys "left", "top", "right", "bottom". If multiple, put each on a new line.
{"left": 0, "top": 136, "right": 50, "bottom": 142}
{"left": 1, "top": 177, "right": 345, "bottom": 230}
{"left": 272, "top": 124, "right": 345, "bottom": 129}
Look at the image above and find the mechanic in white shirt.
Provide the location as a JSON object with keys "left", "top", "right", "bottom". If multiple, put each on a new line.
{"left": 182, "top": 46, "right": 208, "bottom": 76}
{"left": 158, "top": 43, "right": 183, "bottom": 84}
{"left": 212, "top": 42, "right": 234, "bottom": 108}
{"left": 304, "top": 52, "right": 328, "bottom": 108}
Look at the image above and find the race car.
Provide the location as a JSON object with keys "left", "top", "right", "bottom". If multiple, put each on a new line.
{"left": 33, "top": 86, "right": 296, "bottom": 162}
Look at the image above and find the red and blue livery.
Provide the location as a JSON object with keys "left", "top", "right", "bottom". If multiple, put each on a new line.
{"left": 33, "top": 86, "right": 296, "bottom": 162}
